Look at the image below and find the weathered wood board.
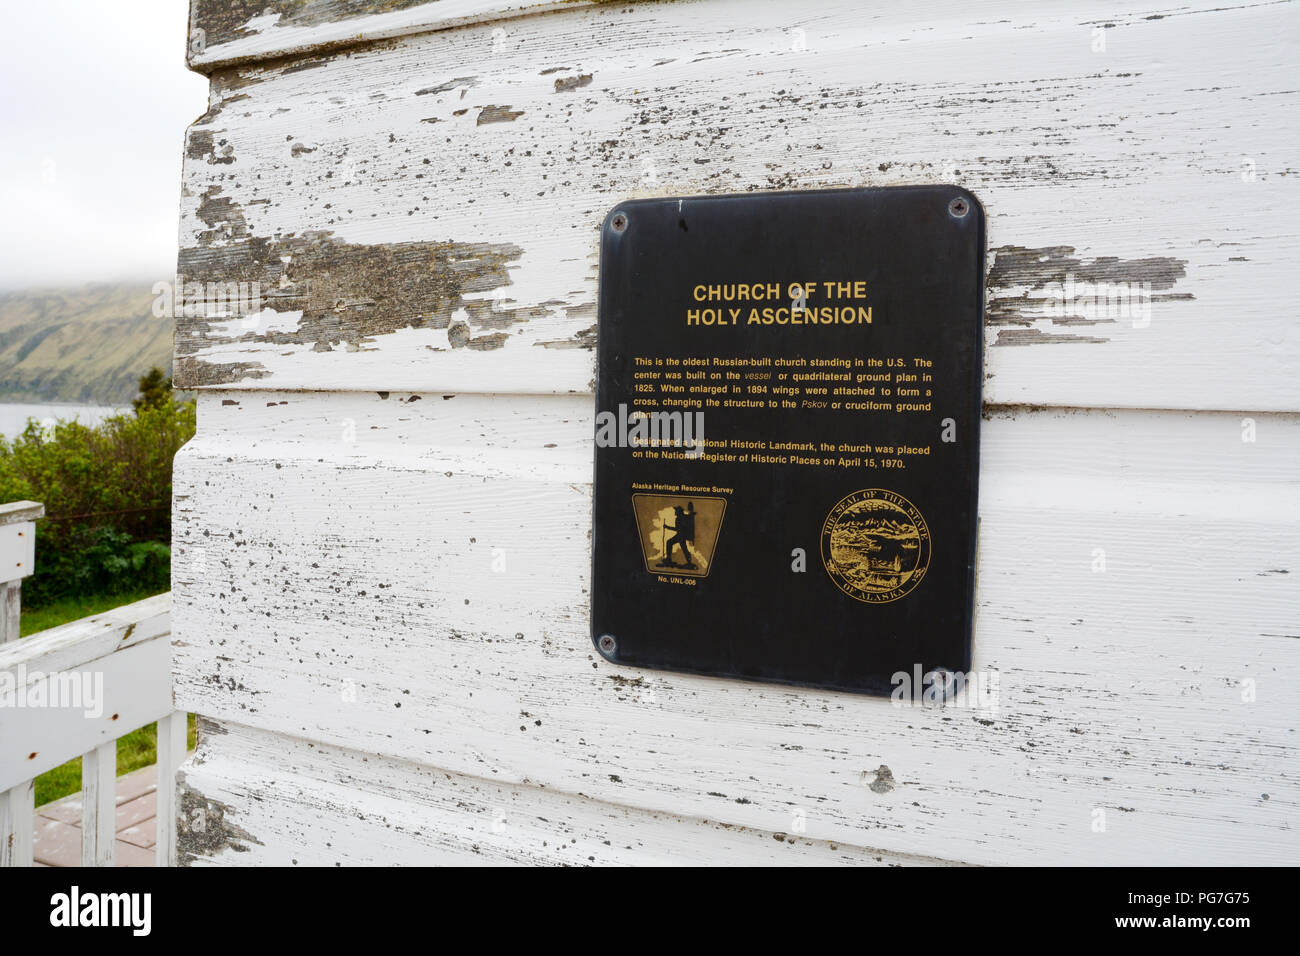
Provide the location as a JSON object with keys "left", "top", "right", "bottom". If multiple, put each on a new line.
{"left": 177, "top": 0, "right": 1299, "bottom": 410}
{"left": 172, "top": 0, "right": 1300, "bottom": 865}
{"left": 172, "top": 393, "right": 1299, "bottom": 865}
{"left": 178, "top": 718, "right": 943, "bottom": 865}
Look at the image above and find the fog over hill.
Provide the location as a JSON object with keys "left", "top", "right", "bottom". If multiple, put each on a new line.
{"left": 0, "top": 283, "right": 171, "bottom": 404}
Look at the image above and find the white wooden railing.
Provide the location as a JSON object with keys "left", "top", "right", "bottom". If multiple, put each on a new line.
{"left": 0, "top": 501, "right": 41, "bottom": 644}
{"left": 0, "top": 500, "right": 183, "bottom": 866}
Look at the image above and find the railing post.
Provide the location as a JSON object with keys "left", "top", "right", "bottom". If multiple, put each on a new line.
{"left": 0, "top": 501, "right": 43, "bottom": 861}
{"left": 155, "top": 711, "right": 187, "bottom": 866}
{"left": 0, "top": 585, "right": 18, "bottom": 646}
{"left": 0, "top": 501, "right": 43, "bottom": 645}
{"left": 0, "top": 779, "right": 35, "bottom": 866}
{"left": 81, "top": 741, "right": 117, "bottom": 866}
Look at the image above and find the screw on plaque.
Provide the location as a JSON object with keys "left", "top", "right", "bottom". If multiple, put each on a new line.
{"left": 610, "top": 212, "right": 628, "bottom": 233}
{"left": 947, "top": 197, "right": 969, "bottom": 219}
{"left": 598, "top": 634, "right": 617, "bottom": 656}
{"left": 933, "top": 668, "right": 957, "bottom": 702}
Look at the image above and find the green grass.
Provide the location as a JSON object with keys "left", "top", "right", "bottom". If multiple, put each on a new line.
{"left": 21, "top": 589, "right": 197, "bottom": 807}
{"left": 18, "top": 588, "right": 162, "bottom": 637}
{"left": 32, "top": 717, "right": 198, "bottom": 807}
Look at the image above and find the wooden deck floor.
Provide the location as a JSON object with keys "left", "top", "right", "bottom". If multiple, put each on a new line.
{"left": 32, "top": 764, "right": 162, "bottom": 867}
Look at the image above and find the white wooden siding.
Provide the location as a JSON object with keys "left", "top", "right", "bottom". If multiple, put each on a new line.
{"left": 171, "top": 0, "right": 1300, "bottom": 865}
{"left": 177, "top": 0, "right": 1299, "bottom": 409}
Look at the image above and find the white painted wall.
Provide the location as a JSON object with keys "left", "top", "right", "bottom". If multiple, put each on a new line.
{"left": 170, "top": 0, "right": 1300, "bottom": 865}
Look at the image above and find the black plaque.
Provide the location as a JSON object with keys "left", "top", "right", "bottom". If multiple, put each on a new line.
{"left": 591, "top": 186, "right": 983, "bottom": 696}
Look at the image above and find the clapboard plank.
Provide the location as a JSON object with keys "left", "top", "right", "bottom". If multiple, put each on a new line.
{"left": 187, "top": 0, "right": 593, "bottom": 71}
{"left": 170, "top": 392, "right": 1300, "bottom": 865}
{"left": 173, "top": 0, "right": 1300, "bottom": 411}
{"left": 177, "top": 718, "right": 941, "bottom": 865}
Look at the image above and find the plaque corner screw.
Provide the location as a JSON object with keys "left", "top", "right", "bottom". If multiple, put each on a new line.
{"left": 947, "top": 197, "right": 970, "bottom": 219}
{"left": 610, "top": 212, "right": 628, "bottom": 233}
{"left": 598, "top": 634, "right": 617, "bottom": 655}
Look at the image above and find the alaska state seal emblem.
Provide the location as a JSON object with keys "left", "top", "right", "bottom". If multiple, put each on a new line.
{"left": 821, "top": 489, "right": 932, "bottom": 604}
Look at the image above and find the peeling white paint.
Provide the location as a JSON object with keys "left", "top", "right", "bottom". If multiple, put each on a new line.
{"left": 206, "top": 308, "right": 303, "bottom": 338}
{"left": 177, "top": 0, "right": 1300, "bottom": 407}
{"left": 241, "top": 12, "right": 283, "bottom": 35}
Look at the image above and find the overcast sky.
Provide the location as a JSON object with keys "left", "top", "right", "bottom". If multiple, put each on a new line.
{"left": 0, "top": 0, "right": 208, "bottom": 291}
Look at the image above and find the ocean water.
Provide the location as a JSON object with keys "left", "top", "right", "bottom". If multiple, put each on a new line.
{"left": 0, "top": 403, "right": 126, "bottom": 441}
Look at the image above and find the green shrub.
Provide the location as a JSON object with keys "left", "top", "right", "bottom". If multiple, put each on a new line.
{"left": 26, "top": 527, "right": 172, "bottom": 603}
{"left": 0, "top": 373, "right": 194, "bottom": 607}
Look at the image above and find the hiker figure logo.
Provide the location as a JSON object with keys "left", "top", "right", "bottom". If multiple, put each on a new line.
{"left": 632, "top": 494, "right": 726, "bottom": 578}
{"left": 821, "top": 488, "right": 931, "bottom": 603}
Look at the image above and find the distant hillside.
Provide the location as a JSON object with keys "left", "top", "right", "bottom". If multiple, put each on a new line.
{"left": 0, "top": 283, "right": 172, "bottom": 404}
